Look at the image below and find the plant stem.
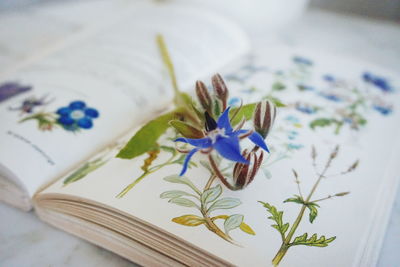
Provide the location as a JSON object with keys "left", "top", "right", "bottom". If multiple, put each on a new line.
{"left": 272, "top": 155, "right": 333, "bottom": 266}
{"left": 116, "top": 154, "right": 177, "bottom": 198}
{"left": 199, "top": 174, "right": 236, "bottom": 245}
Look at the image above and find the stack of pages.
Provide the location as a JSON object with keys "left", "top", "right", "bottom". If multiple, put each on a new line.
{"left": 1, "top": 1, "right": 399, "bottom": 266}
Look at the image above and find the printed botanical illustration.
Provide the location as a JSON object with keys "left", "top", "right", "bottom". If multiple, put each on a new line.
{"left": 225, "top": 55, "right": 396, "bottom": 135}
{"left": 13, "top": 98, "right": 100, "bottom": 132}
{"left": 63, "top": 141, "right": 124, "bottom": 186}
{"left": 259, "top": 145, "right": 359, "bottom": 266}
{"left": 0, "top": 82, "right": 32, "bottom": 102}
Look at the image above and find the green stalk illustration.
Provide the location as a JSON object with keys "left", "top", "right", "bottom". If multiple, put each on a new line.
{"left": 260, "top": 145, "right": 358, "bottom": 266}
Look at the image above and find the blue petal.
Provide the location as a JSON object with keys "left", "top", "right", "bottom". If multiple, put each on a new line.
{"left": 214, "top": 136, "right": 248, "bottom": 164}
{"left": 57, "top": 107, "right": 71, "bottom": 116}
{"left": 69, "top": 101, "right": 86, "bottom": 110}
{"left": 77, "top": 117, "right": 93, "bottom": 129}
{"left": 85, "top": 108, "right": 99, "bottom": 118}
{"left": 248, "top": 132, "right": 270, "bottom": 152}
{"left": 175, "top": 137, "right": 212, "bottom": 148}
{"left": 58, "top": 115, "right": 74, "bottom": 126}
{"left": 217, "top": 107, "right": 233, "bottom": 134}
{"left": 179, "top": 148, "right": 198, "bottom": 176}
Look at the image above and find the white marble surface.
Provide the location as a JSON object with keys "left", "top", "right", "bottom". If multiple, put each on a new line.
{"left": 1, "top": 6, "right": 400, "bottom": 267}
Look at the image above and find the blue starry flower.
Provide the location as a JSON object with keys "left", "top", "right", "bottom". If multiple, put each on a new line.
{"left": 293, "top": 56, "right": 313, "bottom": 66}
{"left": 295, "top": 103, "right": 316, "bottom": 114}
{"left": 319, "top": 92, "right": 343, "bottom": 102}
{"left": 323, "top": 74, "right": 335, "bottom": 82}
{"left": 56, "top": 101, "right": 99, "bottom": 131}
{"left": 175, "top": 107, "right": 269, "bottom": 176}
{"left": 373, "top": 104, "right": 392, "bottom": 115}
{"left": 363, "top": 72, "right": 394, "bottom": 92}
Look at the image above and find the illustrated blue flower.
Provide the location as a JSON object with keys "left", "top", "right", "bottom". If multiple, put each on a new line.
{"left": 56, "top": 101, "right": 99, "bottom": 131}
{"left": 293, "top": 56, "right": 313, "bottom": 66}
{"left": 295, "top": 103, "right": 316, "bottom": 114}
{"left": 373, "top": 104, "right": 392, "bottom": 115}
{"left": 319, "top": 92, "right": 343, "bottom": 102}
{"left": 323, "top": 74, "right": 335, "bottom": 82}
{"left": 175, "top": 107, "right": 269, "bottom": 176}
{"left": 363, "top": 72, "right": 394, "bottom": 92}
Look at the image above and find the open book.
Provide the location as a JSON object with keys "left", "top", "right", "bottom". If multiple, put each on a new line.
{"left": 1, "top": 2, "right": 400, "bottom": 267}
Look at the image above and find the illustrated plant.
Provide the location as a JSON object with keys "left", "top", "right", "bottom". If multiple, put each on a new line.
{"left": 17, "top": 100, "right": 100, "bottom": 132}
{"left": 259, "top": 145, "right": 359, "bottom": 266}
{"left": 161, "top": 171, "right": 255, "bottom": 244}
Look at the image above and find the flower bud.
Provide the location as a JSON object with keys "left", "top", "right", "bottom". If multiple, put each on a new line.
{"left": 195, "top": 80, "right": 212, "bottom": 112}
{"left": 211, "top": 73, "right": 228, "bottom": 109}
{"left": 232, "top": 149, "right": 264, "bottom": 190}
{"left": 253, "top": 100, "right": 277, "bottom": 139}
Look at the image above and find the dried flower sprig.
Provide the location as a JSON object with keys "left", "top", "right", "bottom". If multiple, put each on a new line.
{"left": 173, "top": 81, "right": 277, "bottom": 191}
{"left": 259, "top": 145, "right": 359, "bottom": 266}
{"left": 116, "top": 34, "right": 279, "bottom": 194}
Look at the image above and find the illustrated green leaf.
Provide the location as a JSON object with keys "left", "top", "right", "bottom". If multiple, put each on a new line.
{"left": 169, "top": 120, "right": 204, "bottom": 139}
{"left": 208, "top": 197, "right": 241, "bottom": 213}
{"left": 239, "top": 222, "right": 256, "bottom": 235}
{"left": 169, "top": 197, "right": 198, "bottom": 208}
{"left": 283, "top": 195, "right": 304, "bottom": 205}
{"left": 291, "top": 233, "right": 336, "bottom": 247}
{"left": 310, "top": 118, "right": 333, "bottom": 130}
{"left": 63, "top": 159, "right": 106, "bottom": 186}
{"left": 224, "top": 214, "right": 244, "bottom": 233}
{"left": 272, "top": 81, "right": 286, "bottom": 91}
{"left": 160, "top": 190, "right": 196, "bottom": 200}
{"left": 116, "top": 107, "right": 186, "bottom": 159}
{"left": 201, "top": 184, "right": 222, "bottom": 205}
{"left": 230, "top": 103, "right": 256, "bottom": 126}
{"left": 172, "top": 215, "right": 205, "bottom": 226}
{"left": 163, "top": 175, "right": 201, "bottom": 195}
{"left": 307, "top": 204, "right": 319, "bottom": 223}
{"left": 263, "top": 96, "right": 286, "bottom": 108}
{"left": 259, "top": 201, "right": 289, "bottom": 241}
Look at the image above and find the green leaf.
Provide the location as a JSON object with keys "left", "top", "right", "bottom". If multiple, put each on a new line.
{"left": 63, "top": 159, "right": 106, "bottom": 186}
{"left": 224, "top": 214, "right": 244, "bottom": 233}
{"left": 272, "top": 81, "right": 286, "bottom": 91}
{"left": 291, "top": 233, "right": 336, "bottom": 247}
{"left": 230, "top": 103, "right": 256, "bottom": 126}
{"left": 208, "top": 197, "right": 241, "bottom": 213}
{"left": 201, "top": 184, "right": 222, "bottom": 205}
{"left": 283, "top": 195, "right": 304, "bottom": 205}
{"left": 163, "top": 175, "right": 201, "bottom": 195}
{"left": 160, "top": 190, "right": 196, "bottom": 199}
{"left": 116, "top": 108, "right": 186, "bottom": 159}
{"left": 169, "top": 197, "right": 198, "bottom": 208}
{"left": 310, "top": 118, "right": 333, "bottom": 130}
{"left": 264, "top": 96, "right": 286, "bottom": 107}
{"left": 172, "top": 215, "right": 205, "bottom": 226}
{"left": 169, "top": 120, "right": 204, "bottom": 139}
{"left": 307, "top": 204, "right": 319, "bottom": 223}
{"left": 259, "top": 201, "right": 289, "bottom": 240}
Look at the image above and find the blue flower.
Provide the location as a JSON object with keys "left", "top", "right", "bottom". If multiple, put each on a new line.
{"left": 319, "top": 92, "right": 342, "bottom": 102}
{"left": 323, "top": 74, "right": 335, "bottom": 82}
{"left": 363, "top": 72, "right": 394, "bottom": 92}
{"left": 175, "top": 107, "right": 269, "bottom": 176}
{"left": 373, "top": 104, "right": 392, "bottom": 115}
{"left": 295, "top": 103, "right": 316, "bottom": 114}
{"left": 293, "top": 56, "right": 313, "bottom": 66}
{"left": 56, "top": 101, "right": 99, "bottom": 131}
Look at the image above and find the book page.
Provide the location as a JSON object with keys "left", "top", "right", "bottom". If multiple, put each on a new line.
{"left": 39, "top": 46, "right": 400, "bottom": 266}
{"left": 0, "top": 2, "right": 250, "bottom": 197}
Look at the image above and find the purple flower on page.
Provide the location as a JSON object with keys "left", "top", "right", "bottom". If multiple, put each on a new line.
{"left": 0, "top": 82, "right": 32, "bottom": 102}
{"left": 175, "top": 107, "right": 269, "bottom": 176}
